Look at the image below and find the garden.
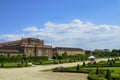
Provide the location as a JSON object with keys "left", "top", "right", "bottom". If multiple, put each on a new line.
{"left": 0, "top": 53, "right": 89, "bottom": 68}
{"left": 0, "top": 54, "right": 48, "bottom": 68}
{"left": 55, "top": 57, "right": 120, "bottom": 80}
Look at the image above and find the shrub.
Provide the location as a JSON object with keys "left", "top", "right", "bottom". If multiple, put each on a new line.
{"left": 1, "top": 62, "right": 4, "bottom": 68}
{"left": 69, "top": 59, "right": 72, "bottom": 63}
{"left": 112, "top": 60, "right": 115, "bottom": 64}
{"left": 83, "top": 61, "right": 85, "bottom": 66}
{"left": 76, "top": 64, "right": 80, "bottom": 71}
{"left": 96, "top": 67, "right": 99, "bottom": 75}
{"left": 74, "top": 59, "right": 76, "bottom": 62}
{"left": 108, "top": 59, "right": 110, "bottom": 62}
{"left": 109, "top": 61, "right": 112, "bottom": 66}
{"left": 94, "top": 61, "right": 96, "bottom": 64}
{"left": 88, "top": 73, "right": 105, "bottom": 80}
{"left": 105, "top": 69, "right": 111, "bottom": 80}
{"left": 98, "top": 69, "right": 105, "bottom": 77}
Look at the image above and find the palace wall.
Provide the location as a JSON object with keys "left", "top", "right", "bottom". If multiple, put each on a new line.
{"left": 0, "top": 38, "right": 85, "bottom": 59}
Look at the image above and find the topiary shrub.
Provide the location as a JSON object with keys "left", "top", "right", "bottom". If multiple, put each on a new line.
{"left": 96, "top": 67, "right": 99, "bottom": 75}
{"left": 109, "top": 61, "right": 112, "bottom": 66}
{"left": 108, "top": 59, "right": 110, "bottom": 62}
{"left": 94, "top": 61, "right": 96, "bottom": 64}
{"left": 76, "top": 64, "right": 80, "bottom": 71}
{"left": 112, "top": 60, "right": 115, "bottom": 64}
{"left": 83, "top": 61, "right": 85, "bottom": 66}
{"left": 105, "top": 69, "right": 111, "bottom": 80}
{"left": 87, "top": 72, "right": 105, "bottom": 80}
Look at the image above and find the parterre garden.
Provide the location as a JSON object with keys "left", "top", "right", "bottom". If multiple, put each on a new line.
{"left": 59, "top": 57, "right": 120, "bottom": 80}
{"left": 0, "top": 54, "right": 89, "bottom": 68}
{"left": 0, "top": 55, "right": 48, "bottom": 68}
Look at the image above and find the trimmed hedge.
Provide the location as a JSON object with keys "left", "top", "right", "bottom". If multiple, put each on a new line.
{"left": 87, "top": 62, "right": 120, "bottom": 67}
{"left": 87, "top": 73, "right": 105, "bottom": 80}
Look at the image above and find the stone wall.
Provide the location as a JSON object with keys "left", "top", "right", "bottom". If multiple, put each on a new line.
{"left": 53, "top": 47, "right": 85, "bottom": 56}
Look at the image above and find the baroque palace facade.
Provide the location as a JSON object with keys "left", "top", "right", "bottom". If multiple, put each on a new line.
{"left": 0, "top": 38, "right": 85, "bottom": 58}
{"left": 0, "top": 38, "right": 52, "bottom": 58}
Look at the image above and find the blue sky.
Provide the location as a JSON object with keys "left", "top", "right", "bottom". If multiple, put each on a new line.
{"left": 0, "top": 0, "right": 120, "bottom": 50}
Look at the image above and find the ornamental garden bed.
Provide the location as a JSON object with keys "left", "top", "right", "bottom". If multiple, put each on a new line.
{"left": 52, "top": 58, "right": 120, "bottom": 80}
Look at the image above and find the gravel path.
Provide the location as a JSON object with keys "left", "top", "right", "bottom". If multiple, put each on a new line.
{"left": 0, "top": 58, "right": 109, "bottom": 80}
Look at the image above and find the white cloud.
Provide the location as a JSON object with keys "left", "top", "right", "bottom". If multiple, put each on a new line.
{"left": 0, "top": 34, "right": 25, "bottom": 42}
{"left": 0, "top": 19, "right": 120, "bottom": 50}
{"left": 23, "top": 26, "right": 39, "bottom": 32}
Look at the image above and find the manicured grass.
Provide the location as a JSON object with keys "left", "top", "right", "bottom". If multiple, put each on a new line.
{"left": 33, "top": 58, "right": 85, "bottom": 65}
{"left": 63, "top": 58, "right": 120, "bottom": 79}
{"left": 42, "top": 60, "right": 54, "bottom": 65}
{"left": 0, "top": 62, "right": 20, "bottom": 68}
{"left": 0, "top": 62, "right": 31, "bottom": 68}
{"left": 105, "top": 67, "right": 120, "bottom": 79}
{"left": 4, "top": 62, "right": 20, "bottom": 66}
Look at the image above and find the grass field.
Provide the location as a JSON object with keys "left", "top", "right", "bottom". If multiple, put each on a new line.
{"left": 0, "top": 62, "right": 31, "bottom": 68}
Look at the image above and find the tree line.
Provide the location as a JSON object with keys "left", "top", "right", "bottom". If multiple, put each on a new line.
{"left": 93, "top": 49, "right": 120, "bottom": 57}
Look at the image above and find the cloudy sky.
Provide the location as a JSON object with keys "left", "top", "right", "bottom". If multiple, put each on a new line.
{"left": 0, "top": 0, "right": 120, "bottom": 50}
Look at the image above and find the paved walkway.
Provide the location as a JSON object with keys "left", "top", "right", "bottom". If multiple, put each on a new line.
{"left": 0, "top": 58, "right": 109, "bottom": 80}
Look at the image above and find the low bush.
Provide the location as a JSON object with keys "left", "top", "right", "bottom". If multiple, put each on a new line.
{"left": 87, "top": 73, "right": 105, "bottom": 80}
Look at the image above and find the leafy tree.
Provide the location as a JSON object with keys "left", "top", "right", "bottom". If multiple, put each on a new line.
{"left": 62, "top": 51, "right": 68, "bottom": 59}
{"left": 74, "top": 59, "right": 76, "bottom": 62}
{"left": 58, "top": 56, "right": 62, "bottom": 60}
{"left": 21, "top": 54, "right": 28, "bottom": 66}
{"left": 52, "top": 56, "right": 57, "bottom": 59}
{"left": 53, "top": 60, "right": 56, "bottom": 64}
{"left": 69, "top": 59, "right": 72, "bottom": 63}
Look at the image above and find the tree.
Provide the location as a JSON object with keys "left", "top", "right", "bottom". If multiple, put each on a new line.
{"left": 113, "top": 60, "right": 115, "bottom": 64}
{"left": 94, "top": 61, "right": 96, "bottom": 64}
{"left": 108, "top": 59, "right": 110, "bottom": 62}
{"left": 105, "top": 69, "right": 111, "bottom": 80}
{"left": 0, "top": 55, "right": 5, "bottom": 68}
{"left": 109, "top": 61, "right": 112, "bottom": 66}
{"left": 52, "top": 56, "right": 57, "bottom": 59}
{"left": 21, "top": 54, "right": 28, "bottom": 66}
{"left": 62, "top": 51, "right": 67, "bottom": 58}
{"left": 76, "top": 64, "right": 80, "bottom": 71}
{"left": 83, "top": 61, "right": 85, "bottom": 66}
{"left": 96, "top": 67, "right": 99, "bottom": 75}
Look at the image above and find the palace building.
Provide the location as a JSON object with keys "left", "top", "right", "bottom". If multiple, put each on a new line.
{"left": 0, "top": 38, "right": 85, "bottom": 58}
{"left": 0, "top": 38, "right": 52, "bottom": 58}
{"left": 53, "top": 47, "right": 85, "bottom": 55}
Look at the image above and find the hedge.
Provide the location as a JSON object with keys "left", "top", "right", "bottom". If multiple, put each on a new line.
{"left": 87, "top": 73, "right": 105, "bottom": 80}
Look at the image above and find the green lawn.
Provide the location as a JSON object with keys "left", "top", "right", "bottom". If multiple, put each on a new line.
{"left": 105, "top": 67, "right": 120, "bottom": 79}
{"left": 63, "top": 58, "right": 120, "bottom": 79}
{"left": 0, "top": 62, "right": 20, "bottom": 68}
{"left": 0, "top": 62, "right": 31, "bottom": 68}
